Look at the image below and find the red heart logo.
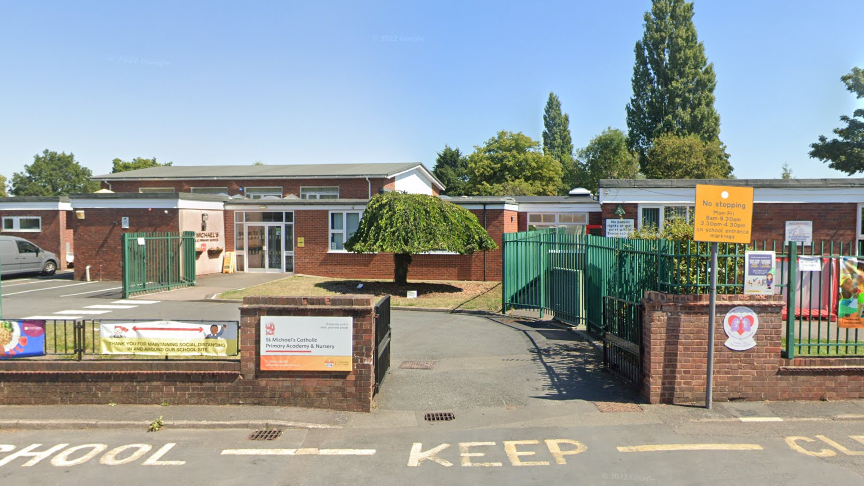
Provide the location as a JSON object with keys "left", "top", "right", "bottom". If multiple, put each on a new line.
{"left": 739, "top": 315, "right": 754, "bottom": 335}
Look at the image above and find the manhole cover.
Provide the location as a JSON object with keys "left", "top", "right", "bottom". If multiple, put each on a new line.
{"left": 399, "top": 361, "right": 437, "bottom": 370}
{"left": 424, "top": 412, "right": 455, "bottom": 422}
{"left": 593, "top": 402, "right": 643, "bottom": 413}
{"left": 247, "top": 429, "right": 283, "bottom": 441}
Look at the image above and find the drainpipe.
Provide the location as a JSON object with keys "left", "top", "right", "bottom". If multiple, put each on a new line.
{"left": 483, "top": 203, "right": 487, "bottom": 282}
{"left": 365, "top": 177, "right": 371, "bottom": 199}
{"left": 103, "top": 180, "right": 112, "bottom": 191}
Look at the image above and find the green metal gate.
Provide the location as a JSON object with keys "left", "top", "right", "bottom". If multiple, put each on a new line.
{"left": 122, "top": 231, "right": 196, "bottom": 298}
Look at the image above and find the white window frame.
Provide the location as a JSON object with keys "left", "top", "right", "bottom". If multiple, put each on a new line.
{"left": 300, "top": 186, "right": 340, "bottom": 200}
{"left": 190, "top": 186, "right": 229, "bottom": 195}
{"left": 638, "top": 204, "right": 694, "bottom": 232}
{"left": 244, "top": 186, "right": 283, "bottom": 199}
{"left": 2, "top": 216, "right": 42, "bottom": 232}
{"left": 138, "top": 187, "right": 175, "bottom": 193}
{"left": 328, "top": 211, "right": 363, "bottom": 252}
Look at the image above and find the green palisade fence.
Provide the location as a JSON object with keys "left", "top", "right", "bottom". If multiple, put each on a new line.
{"left": 122, "top": 231, "right": 196, "bottom": 298}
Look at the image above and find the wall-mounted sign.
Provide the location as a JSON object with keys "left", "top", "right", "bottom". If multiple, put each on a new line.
{"left": 0, "top": 320, "right": 45, "bottom": 359}
{"left": 798, "top": 256, "right": 822, "bottom": 272}
{"left": 196, "top": 231, "right": 220, "bottom": 243}
{"left": 693, "top": 184, "right": 754, "bottom": 244}
{"left": 137, "top": 237, "right": 145, "bottom": 246}
{"left": 744, "top": 251, "right": 776, "bottom": 295}
{"left": 838, "top": 257, "right": 864, "bottom": 329}
{"left": 605, "top": 219, "right": 635, "bottom": 239}
{"left": 297, "top": 237, "right": 305, "bottom": 248}
{"left": 785, "top": 221, "right": 813, "bottom": 245}
{"left": 260, "top": 316, "right": 353, "bottom": 371}
{"left": 121, "top": 216, "right": 130, "bottom": 229}
{"left": 723, "top": 306, "right": 759, "bottom": 351}
{"left": 99, "top": 321, "right": 238, "bottom": 356}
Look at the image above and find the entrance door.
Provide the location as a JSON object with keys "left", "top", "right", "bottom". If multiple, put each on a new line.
{"left": 246, "top": 224, "right": 283, "bottom": 272}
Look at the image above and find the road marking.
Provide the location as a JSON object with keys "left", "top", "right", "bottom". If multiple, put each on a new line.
{"left": 2, "top": 282, "right": 94, "bottom": 297}
{"left": 113, "top": 300, "right": 159, "bottom": 304}
{"left": 739, "top": 417, "right": 783, "bottom": 422}
{"left": 407, "top": 440, "right": 587, "bottom": 467}
{"left": 61, "top": 286, "right": 123, "bottom": 297}
{"left": 51, "top": 444, "right": 108, "bottom": 467}
{"left": 787, "top": 435, "right": 864, "bottom": 457}
{"left": 221, "top": 448, "right": 376, "bottom": 456}
{"left": 53, "top": 310, "right": 111, "bottom": 315}
{"left": 617, "top": 444, "right": 764, "bottom": 452}
{"left": 23, "top": 316, "right": 83, "bottom": 320}
{"left": 2, "top": 280, "right": 45, "bottom": 287}
{"left": 85, "top": 305, "right": 136, "bottom": 310}
{"left": 0, "top": 442, "right": 185, "bottom": 467}
{"left": 460, "top": 442, "right": 502, "bottom": 467}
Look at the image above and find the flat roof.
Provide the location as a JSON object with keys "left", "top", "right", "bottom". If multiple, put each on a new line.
{"left": 96, "top": 162, "right": 433, "bottom": 181}
{"left": 69, "top": 192, "right": 228, "bottom": 202}
{"left": 0, "top": 196, "right": 70, "bottom": 203}
{"left": 599, "top": 178, "right": 864, "bottom": 189}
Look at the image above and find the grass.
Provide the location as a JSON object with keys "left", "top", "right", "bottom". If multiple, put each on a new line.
{"left": 219, "top": 275, "right": 503, "bottom": 313}
{"left": 781, "top": 337, "right": 864, "bottom": 357}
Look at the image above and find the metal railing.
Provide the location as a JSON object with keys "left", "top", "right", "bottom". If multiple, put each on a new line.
{"left": 122, "top": 231, "right": 196, "bottom": 298}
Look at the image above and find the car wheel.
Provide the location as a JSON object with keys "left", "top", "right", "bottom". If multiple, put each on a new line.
{"left": 42, "top": 260, "right": 57, "bottom": 276}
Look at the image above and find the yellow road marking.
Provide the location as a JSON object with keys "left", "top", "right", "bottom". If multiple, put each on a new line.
{"left": 617, "top": 444, "right": 763, "bottom": 453}
{"left": 221, "top": 448, "right": 376, "bottom": 456}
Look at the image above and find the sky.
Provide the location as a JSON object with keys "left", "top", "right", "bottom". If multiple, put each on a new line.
{"left": 1, "top": 0, "right": 862, "bottom": 183}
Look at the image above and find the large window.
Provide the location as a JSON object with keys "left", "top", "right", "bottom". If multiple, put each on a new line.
{"left": 301, "top": 186, "right": 340, "bottom": 199}
{"left": 191, "top": 187, "right": 229, "bottom": 195}
{"left": 527, "top": 213, "right": 588, "bottom": 234}
{"left": 244, "top": 186, "right": 283, "bottom": 199}
{"left": 2, "top": 216, "right": 41, "bottom": 232}
{"left": 139, "top": 187, "right": 175, "bottom": 193}
{"left": 330, "top": 211, "right": 361, "bottom": 251}
{"left": 639, "top": 205, "right": 694, "bottom": 231}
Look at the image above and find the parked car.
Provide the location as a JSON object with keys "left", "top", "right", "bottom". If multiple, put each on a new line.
{"left": 0, "top": 236, "right": 59, "bottom": 277}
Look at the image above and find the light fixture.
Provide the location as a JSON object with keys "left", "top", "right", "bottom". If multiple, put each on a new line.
{"left": 75, "top": 210, "right": 85, "bottom": 220}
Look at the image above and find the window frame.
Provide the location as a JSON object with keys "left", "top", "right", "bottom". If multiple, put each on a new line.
{"left": 244, "top": 186, "right": 283, "bottom": 199}
{"left": 300, "top": 186, "right": 340, "bottom": 200}
{"left": 638, "top": 204, "right": 695, "bottom": 232}
{"left": 328, "top": 210, "right": 363, "bottom": 252}
{"left": 2, "top": 216, "right": 42, "bottom": 232}
{"left": 190, "top": 186, "right": 230, "bottom": 195}
{"left": 138, "top": 187, "right": 176, "bottom": 194}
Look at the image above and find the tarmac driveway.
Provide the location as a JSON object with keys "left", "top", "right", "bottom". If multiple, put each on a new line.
{"left": 375, "top": 311, "right": 637, "bottom": 411}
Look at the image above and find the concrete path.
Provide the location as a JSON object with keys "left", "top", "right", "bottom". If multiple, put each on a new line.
{"left": 134, "top": 272, "right": 290, "bottom": 301}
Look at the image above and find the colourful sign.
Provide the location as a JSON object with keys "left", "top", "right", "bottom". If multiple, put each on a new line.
{"left": 785, "top": 221, "right": 813, "bottom": 245}
{"left": 693, "top": 184, "right": 754, "bottom": 244}
{"left": 723, "top": 306, "right": 759, "bottom": 351}
{"left": 0, "top": 320, "right": 45, "bottom": 359}
{"left": 744, "top": 251, "right": 776, "bottom": 295}
{"left": 222, "top": 251, "right": 235, "bottom": 273}
{"left": 260, "top": 316, "right": 353, "bottom": 371}
{"left": 838, "top": 257, "right": 864, "bottom": 329}
{"left": 100, "top": 321, "right": 238, "bottom": 356}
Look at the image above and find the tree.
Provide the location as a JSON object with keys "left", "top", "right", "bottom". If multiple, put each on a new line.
{"left": 542, "top": 92, "right": 575, "bottom": 193}
{"left": 626, "top": 0, "right": 726, "bottom": 172}
{"left": 345, "top": 192, "right": 497, "bottom": 285}
{"left": 111, "top": 157, "right": 171, "bottom": 173}
{"left": 642, "top": 133, "right": 732, "bottom": 179}
{"left": 0, "top": 174, "right": 7, "bottom": 197}
{"left": 432, "top": 145, "right": 469, "bottom": 196}
{"left": 781, "top": 163, "right": 793, "bottom": 179}
{"left": 576, "top": 128, "right": 641, "bottom": 193}
{"left": 252, "top": 160, "right": 266, "bottom": 166}
{"left": 809, "top": 67, "right": 864, "bottom": 174}
{"left": 11, "top": 150, "right": 99, "bottom": 196}
{"left": 465, "top": 131, "right": 563, "bottom": 196}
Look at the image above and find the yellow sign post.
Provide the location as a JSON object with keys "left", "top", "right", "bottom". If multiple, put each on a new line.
{"left": 692, "top": 184, "right": 755, "bottom": 410}
{"left": 222, "top": 251, "right": 235, "bottom": 274}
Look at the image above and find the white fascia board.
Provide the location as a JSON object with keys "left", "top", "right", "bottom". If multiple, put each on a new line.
{"left": 454, "top": 203, "right": 518, "bottom": 211}
{"left": 600, "top": 187, "right": 864, "bottom": 204}
{"left": 226, "top": 204, "right": 368, "bottom": 211}
{"left": 0, "top": 202, "right": 73, "bottom": 211}
{"left": 388, "top": 165, "right": 445, "bottom": 191}
{"left": 71, "top": 199, "right": 224, "bottom": 210}
{"left": 517, "top": 202, "right": 602, "bottom": 213}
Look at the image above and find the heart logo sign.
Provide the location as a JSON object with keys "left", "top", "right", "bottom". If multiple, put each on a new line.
{"left": 723, "top": 306, "right": 759, "bottom": 351}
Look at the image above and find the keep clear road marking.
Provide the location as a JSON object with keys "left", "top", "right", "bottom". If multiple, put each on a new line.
{"left": 2, "top": 282, "right": 94, "bottom": 297}
{"left": 739, "top": 417, "right": 784, "bottom": 423}
{"left": 617, "top": 444, "right": 764, "bottom": 453}
{"left": 53, "top": 310, "right": 111, "bottom": 315}
{"left": 61, "top": 286, "right": 123, "bottom": 297}
{"left": 113, "top": 300, "right": 160, "bottom": 305}
{"left": 222, "top": 448, "right": 376, "bottom": 456}
{"left": 85, "top": 305, "right": 136, "bottom": 310}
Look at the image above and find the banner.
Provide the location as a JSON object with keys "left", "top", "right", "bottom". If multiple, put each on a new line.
{"left": 0, "top": 320, "right": 45, "bottom": 359}
{"left": 838, "top": 258, "right": 864, "bottom": 329}
{"left": 744, "top": 251, "right": 776, "bottom": 295}
{"left": 260, "top": 316, "right": 353, "bottom": 371}
{"left": 100, "top": 321, "right": 238, "bottom": 356}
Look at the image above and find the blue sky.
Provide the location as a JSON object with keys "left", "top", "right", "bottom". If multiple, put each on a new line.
{"left": 1, "top": 0, "right": 862, "bottom": 182}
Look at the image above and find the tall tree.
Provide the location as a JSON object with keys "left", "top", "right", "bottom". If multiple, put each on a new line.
{"left": 642, "top": 133, "right": 732, "bottom": 179}
{"left": 626, "top": 0, "right": 725, "bottom": 172}
{"left": 576, "top": 128, "right": 641, "bottom": 193}
{"left": 12, "top": 150, "right": 99, "bottom": 196}
{"left": 111, "top": 157, "right": 171, "bottom": 173}
{"left": 465, "top": 131, "right": 563, "bottom": 196}
{"left": 345, "top": 192, "right": 497, "bottom": 285}
{"left": 0, "top": 174, "right": 7, "bottom": 197}
{"left": 432, "top": 145, "right": 469, "bottom": 196}
{"left": 809, "top": 67, "right": 864, "bottom": 174}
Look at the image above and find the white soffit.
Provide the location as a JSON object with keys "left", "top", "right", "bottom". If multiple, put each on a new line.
{"left": 600, "top": 187, "right": 864, "bottom": 204}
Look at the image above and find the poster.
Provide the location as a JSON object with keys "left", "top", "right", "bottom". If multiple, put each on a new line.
{"left": 723, "top": 306, "right": 759, "bottom": 351}
{"left": 785, "top": 221, "right": 813, "bottom": 245}
{"left": 260, "top": 316, "right": 353, "bottom": 371}
{"left": 838, "top": 257, "right": 864, "bottom": 329}
{"left": 798, "top": 256, "right": 822, "bottom": 272}
{"left": 605, "top": 219, "right": 635, "bottom": 238}
{"left": 0, "top": 320, "right": 45, "bottom": 359}
{"left": 744, "top": 251, "right": 776, "bottom": 295}
{"left": 100, "top": 321, "right": 238, "bottom": 356}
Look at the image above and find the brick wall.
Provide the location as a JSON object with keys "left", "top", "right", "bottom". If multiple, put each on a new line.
{"left": 600, "top": 203, "right": 639, "bottom": 236}
{"left": 0, "top": 209, "right": 72, "bottom": 270}
{"left": 106, "top": 178, "right": 392, "bottom": 199}
{"left": 0, "top": 296, "right": 379, "bottom": 412}
{"left": 642, "top": 292, "right": 864, "bottom": 404}
{"left": 71, "top": 208, "right": 179, "bottom": 281}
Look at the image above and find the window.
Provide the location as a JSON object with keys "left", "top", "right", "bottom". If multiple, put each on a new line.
{"left": 301, "top": 186, "right": 340, "bottom": 199}
{"left": 191, "top": 187, "right": 229, "bottom": 195}
{"left": 2, "top": 216, "right": 42, "bottom": 232}
{"left": 527, "top": 213, "right": 589, "bottom": 233}
{"left": 639, "top": 205, "right": 694, "bottom": 231}
{"left": 244, "top": 186, "right": 283, "bottom": 199}
{"left": 16, "top": 240, "right": 39, "bottom": 253}
{"left": 138, "top": 187, "right": 175, "bottom": 193}
{"left": 330, "top": 211, "right": 361, "bottom": 251}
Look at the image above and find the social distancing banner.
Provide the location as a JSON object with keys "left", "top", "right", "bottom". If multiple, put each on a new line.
{"left": 100, "top": 320, "right": 239, "bottom": 356}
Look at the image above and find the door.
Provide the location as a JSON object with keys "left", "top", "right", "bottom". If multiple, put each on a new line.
{"left": 16, "top": 240, "right": 42, "bottom": 272}
{"left": 266, "top": 225, "right": 282, "bottom": 272}
{"left": 0, "top": 240, "right": 20, "bottom": 275}
{"left": 245, "top": 224, "right": 283, "bottom": 272}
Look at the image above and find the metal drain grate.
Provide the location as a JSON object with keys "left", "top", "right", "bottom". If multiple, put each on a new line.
{"left": 247, "top": 429, "right": 283, "bottom": 440}
{"left": 399, "top": 361, "right": 438, "bottom": 370}
{"left": 424, "top": 412, "right": 455, "bottom": 422}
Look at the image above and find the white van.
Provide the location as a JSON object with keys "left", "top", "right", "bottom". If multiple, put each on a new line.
{"left": 0, "top": 236, "right": 59, "bottom": 277}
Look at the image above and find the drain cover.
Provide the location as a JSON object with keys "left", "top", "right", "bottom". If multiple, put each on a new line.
{"left": 399, "top": 361, "right": 438, "bottom": 370}
{"left": 424, "top": 412, "right": 455, "bottom": 422}
{"left": 247, "top": 429, "right": 283, "bottom": 440}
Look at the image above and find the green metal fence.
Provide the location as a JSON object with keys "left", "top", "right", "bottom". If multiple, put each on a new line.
{"left": 122, "top": 231, "right": 196, "bottom": 298}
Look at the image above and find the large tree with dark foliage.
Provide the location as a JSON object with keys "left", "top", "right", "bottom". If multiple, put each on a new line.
{"left": 432, "top": 145, "right": 469, "bottom": 196}
{"left": 12, "top": 150, "right": 99, "bottom": 196}
{"left": 809, "top": 67, "right": 864, "bottom": 174}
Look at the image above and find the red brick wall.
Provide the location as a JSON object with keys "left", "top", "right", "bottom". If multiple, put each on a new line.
{"left": 71, "top": 208, "right": 179, "bottom": 281}
{"left": 105, "top": 178, "right": 392, "bottom": 199}
{"left": 517, "top": 212, "right": 528, "bottom": 232}
{"left": 642, "top": 292, "right": 864, "bottom": 404}
{"left": 600, "top": 203, "right": 639, "bottom": 236}
{"left": 0, "top": 296, "right": 379, "bottom": 412}
{"left": 0, "top": 209, "right": 71, "bottom": 270}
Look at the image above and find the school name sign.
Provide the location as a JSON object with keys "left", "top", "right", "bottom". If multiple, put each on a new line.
{"left": 693, "top": 184, "right": 754, "bottom": 244}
